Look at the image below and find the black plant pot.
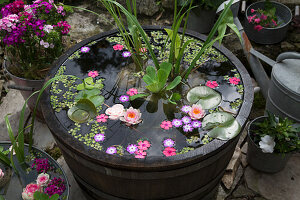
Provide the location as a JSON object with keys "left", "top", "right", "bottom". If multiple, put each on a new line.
{"left": 3, "top": 60, "right": 45, "bottom": 122}
{"left": 244, "top": 1, "right": 292, "bottom": 44}
{"left": 187, "top": 7, "right": 216, "bottom": 34}
{"left": 247, "top": 116, "right": 291, "bottom": 173}
{"left": 0, "top": 142, "right": 69, "bottom": 199}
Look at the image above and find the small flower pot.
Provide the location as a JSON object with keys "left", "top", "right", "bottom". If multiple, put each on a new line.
{"left": 247, "top": 116, "right": 291, "bottom": 173}
{"left": 244, "top": 1, "right": 292, "bottom": 44}
{"left": 187, "top": 7, "right": 216, "bottom": 34}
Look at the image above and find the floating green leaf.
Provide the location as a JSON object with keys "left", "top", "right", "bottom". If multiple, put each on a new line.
{"left": 130, "top": 93, "right": 149, "bottom": 101}
{"left": 68, "top": 99, "right": 97, "bottom": 123}
{"left": 202, "top": 112, "right": 241, "bottom": 140}
{"left": 166, "top": 76, "right": 181, "bottom": 90}
{"left": 187, "top": 86, "right": 221, "bottom": 109}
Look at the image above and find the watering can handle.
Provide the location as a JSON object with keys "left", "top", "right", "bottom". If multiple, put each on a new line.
{"left": 276, "top": 52, "right": 300, "bottom": 63}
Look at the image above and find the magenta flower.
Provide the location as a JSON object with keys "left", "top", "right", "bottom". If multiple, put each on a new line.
{"left": 139, "top": 47, "right": 147, "bottom": 53}
{"left": 254, "top": 18, "right": 261, "bottom": 24}
{"left": 229, "top": 77, "right": 241, "bottom": 85}
{"left": 127, "top": 144, "right": 138, "bottom": 154}
{"left": 126, "top": 88, "right": 138, "bottom": 96}
{"left": 81, "top": 46, "right": 90, "bottom": 53}
{"left": 163, "top": 147, "right": 176, "bottom": 157}
{"left": 181, "top": 105, "right": 191, "bottom": 113}
{"left": 183, "top": 124, "right": 193, "bottom": 133}
{"left": 113, "top": 44, "right": 123, "bottom": 51}
{"left": 251, "top": 9, "right": 255, "bottom": 13}
{"left": 96, "top": 114, "right": 108, "bottom": 123}
{"left": 182, "top": 116, "right": 191, "bottom": 124}
{"left": 189, "top": 104, "right": 205, "bottom": 120}
{"left": 106, "top": 147, "right": 117, "bottom": 155}
{"left": 163, "top": 139, "right": 175, "bottom": 147}
{"left": 138, "top": 140, "right": 151, "bottom": 151}
{"left": 120, "top": 107, "right": 142, "bottom": 126}
{"left": 31, "top": 158, "right": 51, "bottom": 173}
{"left": 272, "top": 19, "right": 277, "bottom": 26}
{"left": 44, "top": 177, "right": 66, "bottom": 196}
{"left": 119, "top": 95, "right": 129, "bottom": 102}
{"left": 88, "top": 70, "right": 99, "bottom": 78}
{"left": 94, "top": 133, "right": 105, "bottom": 142}
{"left": 247, "top": 15, "right": 256, "bottom": 23}
{"left": 191, "top": 120, "right": 202, "bottom": 128}
{"left": 260, "top": 14, "right": 267, "bottom": 20}
{"left": 160, "top": 120, "right": 172, "bottom": 130}
{"left": 206, "top": 81, "right": 218, "bottom": 89}
{"left": 172, "top": 119, "right": 182, "bottom": 127}
{"left": 122, "top": 51, "right": 131, "bottom": 57}
{"left": 135, "top": 149, "right": 147, "bottom": 159}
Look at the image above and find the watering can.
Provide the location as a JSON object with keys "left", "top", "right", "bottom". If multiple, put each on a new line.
{"left": 217, "top": 0, "right": 300, "bottom": 122}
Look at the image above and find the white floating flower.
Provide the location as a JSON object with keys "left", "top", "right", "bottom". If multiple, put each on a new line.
{"left": 259, "top": 135, "right": 276, "bottom": 153}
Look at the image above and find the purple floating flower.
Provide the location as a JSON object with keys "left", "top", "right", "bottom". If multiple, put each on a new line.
{"left": 94, "top": 133, "right": 105, "bottom": 142}
{"left": 183, "top": 124, "right": 193, "bottom": 132}
{"left": 31, "top": 158, "right": 51, "bottom": 173}
{"left": 119, "top": 95, "right": 129, "bottom": 102}
{"left": 45, "top": 177, "right": 66, "bottom": 196}
{"left": 163, "top": 139, "right": 175, "bottom": 147}
{"left": 182, "top": 116, "right": 191, "bottom": 124}
{"left": 172, "top": 119, "right": 182, "bottom": 127}
{"left": 181, "top": 105, "right": 191, "bottom": 113}
{"left": 106, "top": 147, "right": 117, "bottom": 155}
{"left": 80, "top": 46, "right": 90, "bottom": 53}
{"left": 127, "top": 144, "right": 138, "bottom": 154}
{"left": 191, "top": 120, "right": 202, "bottom": 128}
{"left": 122, "top": 51, "right": 131, "bottom": 57}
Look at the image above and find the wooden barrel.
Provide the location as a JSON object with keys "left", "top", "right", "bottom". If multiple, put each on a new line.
{"left": 42, "top": 26, "right": 253, "bottom": 200}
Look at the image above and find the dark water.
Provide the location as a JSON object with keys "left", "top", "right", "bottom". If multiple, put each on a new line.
{"left": 52, "top": 30, "right": 243, "bottom": 158}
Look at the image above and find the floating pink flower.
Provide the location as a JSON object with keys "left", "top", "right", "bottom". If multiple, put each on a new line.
{"left": 113, "top": 44, "right": 123, "bottom": 51}
{"left": 120, "top": 107, "right": 142, "bottom": 125}
{"left": 135, "top": 149, "right": 147, "bottom": 159}
{"left": 126, "top": 88, "right": 138, "bottom": 96}
{"left": 251, "top": 9, "right": 255, "bottom": 13}
{"left": 163, "top": 139, "right": 175, "bottom": 147}
{"left": 229, "top": 77, "right": 241, "bottom": 85}
{"left": 22, "top": 183, "right": 42, "bottom": 200}
{"left": 138, "top": 140, "right": 151, "bottom": 150}
{"left": 140, "top": 47, "right": 147, "bottom": 53}
{"left": 94, "top": 133, "right": 105, "bottom": 142}
{"left": 81, "top": 46, "right": 90, "bottom": 53}
{"left": 247, "top": 15, "right": 256, "bottom": 23}
{"left": 106, "top": 147, "right": 117, "bottom": 155}
{"left": 272, "top": 19, "right": 277, "bottom": 26}
{"left": 36, "top": 173, "right": 50, "bottom": 187}
{"left": 163, "top": 147, "right": 176, "bottom": 157}
{"left": 189, "top": 104, "right": 205, "bottom": 120}
{"left": 105, "top": 104, "right": 124, "bottom": 120}
{"left": 191, "top": 120, "right": 202, "bottom": 128}
{"left": 183, "top": 124, "right": 193, "bottom": 133}
{"left": 260, "top": 14, "right": 267, "bottom": 20}
{"left": 160, "top": 120, "right": 172, "bottom": 130}
{"left": 122, "top": 51, "right": 131, "bottom": 57}
{"left": 182, "top": 116, "right": 191, "bottom": 124}
{"left": 88, "top": 70, "right": 99, "bottom": 78}
{"left": 181, "top": 105, "right": 191, "bottom": 113}
{"left": 119, "top": 95, "right": 129, "bottom": 102}
{"left": 96, "top": 114, "right": 108, "bottom": 123}
{"left": 254, "top": 18, "right": 261, "bottom": 24}
{"left": 172, "top": 119, "right": 182, "bottom": 127}
{"left": 206, "top": 81, "right": 218, "bottom": 89}
{"left": 127, "top": 144, "right": 138, "bottom": 154}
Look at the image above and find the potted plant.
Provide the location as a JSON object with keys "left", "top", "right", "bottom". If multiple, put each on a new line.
{"left": 244, "top": 0, "right": 292, "bottom": 44}
{"left": 247, "top": 113, "right": 300, "bottom": 173}
{"left": 0, "top": 77, "right": 70, "bottom": 199}
{"left": 0, "top": 0, "right": 72, "bottom": 120}
{"left": 179, "top": 0, "right": 226, "bottom": 33}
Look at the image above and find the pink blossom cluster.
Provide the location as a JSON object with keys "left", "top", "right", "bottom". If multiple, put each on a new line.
{"left": 135, "top": 140, "right": 151, "bottom": 159}
{"left": 248, "top": 8, "right": 279, "bottom": 32}
{"left": 56, "top": 21, "right": 71, "bottom": 35}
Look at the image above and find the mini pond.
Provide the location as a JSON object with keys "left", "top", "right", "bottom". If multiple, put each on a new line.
{"left": 42, "top": 26, "right": 253, "bottom": 200}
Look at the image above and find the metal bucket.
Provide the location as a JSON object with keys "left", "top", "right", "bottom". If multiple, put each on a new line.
{"left": 3, "top": 60, "right": 45, "bottom": 122}
{"left": 247, "top": 116, "right": 291, "bottom": 173}
{"left": 187, "top": 7, "right": 216, "bottom": 34}
{"left": 244, "top": 1, "right": 292, "bottom": 44}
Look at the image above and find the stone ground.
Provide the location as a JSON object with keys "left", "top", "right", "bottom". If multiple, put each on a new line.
{"left": 0, "top": 0, "right": 299, "bottom": 199}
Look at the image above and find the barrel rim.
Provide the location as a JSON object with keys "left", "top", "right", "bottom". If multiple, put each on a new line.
{"left": 41, "top": 25, "right": 253, "bottom": 170}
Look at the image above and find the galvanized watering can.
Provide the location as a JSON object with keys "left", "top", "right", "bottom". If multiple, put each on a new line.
{"left": 217, "top": 0, "right": 300, "bottom": 122}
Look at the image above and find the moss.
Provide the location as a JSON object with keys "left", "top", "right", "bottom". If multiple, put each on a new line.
{"left": 45, "top": 146, "right": 62, "bottom": 160}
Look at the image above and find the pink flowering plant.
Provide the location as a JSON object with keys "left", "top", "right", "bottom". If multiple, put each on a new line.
{"left": 0, "top": 0, "right": 72, "bottom": 79}
{"left": 247, "top": 0, "right": 281, "bottom": 31}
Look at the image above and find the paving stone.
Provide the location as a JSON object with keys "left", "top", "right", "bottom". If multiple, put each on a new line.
{"left": 57, "top": 156, "right": 87, "bottom": 200}
{"left": 32, "top": 119, "right": 56, "bottom": 150}
{"left": 216, "top": 184, "right": 231, "bottom": 200}
{"left": 241, "top": 142, "right": 248, "bottom": 154}
{"left": 254, "top": 197, "right": 268, "bottom": 200}
{"left": 233, "top": 185, "right": 255, "bottom": 198}
{"left": 222, "top": 165, "right": 243, "bottom": 190}
{"left": 237, "top": 127, "right": 247, "bottom": 147}
{"left": 241, "top": 154, "right": 248, "bottom": 168}
{"left": 245, "top": 154, "right": 300, "bottom": 200}
{"left": 226, "top": 147, "right": 241, "bottom": 172}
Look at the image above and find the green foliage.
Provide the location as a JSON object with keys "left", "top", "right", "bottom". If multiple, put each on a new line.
{"left": 67, "top": 99, "right": 98, "bottom": 123}
{"left": 179, "top": 0, "right": 226, "bottom": 10}
{"left": 143, "top": 62, "right": 182, "bottom": 93}
{"left": 187, "top": 86, "right": 222, "bottom": 109}
{"left": 34, "top": 191, "right": 59, "bottom": 200}
{"left": 202, "top": 112, "right": 241, "bottom": 140}
{"left": 253, "top": 113, "right": 300, "bottom": 154}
